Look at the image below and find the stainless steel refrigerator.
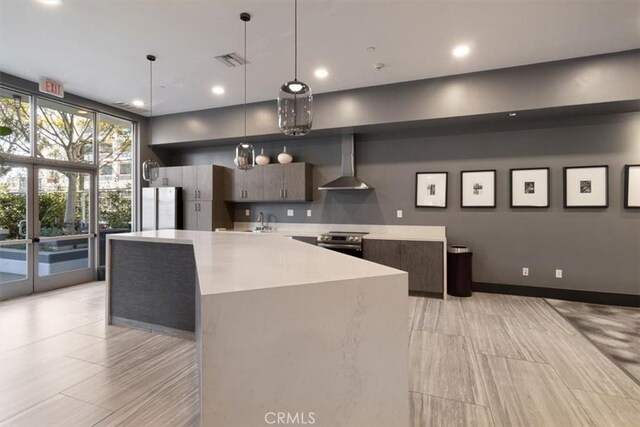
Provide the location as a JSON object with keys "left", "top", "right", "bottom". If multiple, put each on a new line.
{"left": 142, "top": 187, "right": 183, "bottom": 231}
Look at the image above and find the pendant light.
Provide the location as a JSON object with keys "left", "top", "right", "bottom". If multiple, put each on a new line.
{"left": 235, "top": 12, "right": 255, "bottom": 170}
{"left": 277, "top": 0, "right": 312, "bottom": 136}
{"left": 142, "top": 54, "right": 159, "bottom": 182}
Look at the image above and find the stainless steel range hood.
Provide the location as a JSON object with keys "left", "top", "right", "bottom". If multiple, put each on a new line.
{"left": 318, "top": 134, "right": 372, "bottom": 191}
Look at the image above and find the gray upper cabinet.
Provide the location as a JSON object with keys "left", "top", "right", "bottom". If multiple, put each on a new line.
{"left": 363, "top": 239, "right": 443, "bottom": 294}
{"left": 227, "top": 163, "right": 311, "bottom": 203}
{"left": 181, "top": 165, "right": 224, "bottom": 202}
{"left": 150, "top": 166, "right": 183, "bottom": 188}
{"left": 262, "top": 164, "right": 284, "bottom": 201}
{"left": 282, "top": 163, "right": 311, "bottom": 201}
{"left": 230, "top": 168, "right": 263, "bottom": 202}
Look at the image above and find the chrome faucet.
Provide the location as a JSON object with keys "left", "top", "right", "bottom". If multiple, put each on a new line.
{"left": 255, "top": 211, "right": 272, "bottom": 232}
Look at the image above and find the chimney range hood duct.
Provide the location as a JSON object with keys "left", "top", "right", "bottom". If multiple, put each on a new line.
{"left": 318, "top": 134, "right": 372, "bottom": 191}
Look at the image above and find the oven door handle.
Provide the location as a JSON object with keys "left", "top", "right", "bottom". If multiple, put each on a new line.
{"left": 317, "top": 243, "right": 362, "bottom": 251}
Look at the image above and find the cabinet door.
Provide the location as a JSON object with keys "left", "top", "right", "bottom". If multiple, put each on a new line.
{"left": 181, "top": 166, "right": 198, "bottom": 201}
{"left": 244, "top": 167, "right": 263, "bottom": 201}
{"left": 283, "top": 163, "right": 308, "bottom": 201}
{"left": 197, "top": 201, "right": 213, "bottom": 231}
{"left": 292, "top": 236, "right": 317, "bottom": 245}
{"left": 229, "top": 169, "right": 245, "bottom": 201}
{"left": 164, "top": 167, "right": 183, "bottom": 188}
{"left": 197, "top": 165, "right": 213, "bottom": 201}
{"left": 183, "top": 201, "right": 198, "bottom": 230}
{"left": 262, "top": 164, "right": 284, "bottom": 201}
{"left": 363, "top": 239, "right": 402, "bottom": 269}
{"left": 400, "top": 241, "right": 443, "bottom": 293}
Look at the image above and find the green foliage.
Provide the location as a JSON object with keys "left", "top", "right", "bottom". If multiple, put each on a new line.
{"left": 99, "top": 190, "right": 131, "bottom": 229}
{"left": 0, "top": 191, "right": 67, "bottom": 239}
{"left": 0, "top": 126, "right": 11, "bottom": 136}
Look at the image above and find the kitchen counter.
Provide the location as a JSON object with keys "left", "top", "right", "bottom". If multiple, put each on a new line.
{"left": 226, "top": 222, "right": 447, "bottom": 242}
{"left": 106, "top": 230, "right": 409, "bottom": 427}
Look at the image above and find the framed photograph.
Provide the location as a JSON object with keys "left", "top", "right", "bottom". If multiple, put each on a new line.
{"left": 415, "top": 172, "right": 448, "bottom": 208}
{"left": 624, "top": 164, "right": 640, "bottom": 208}
{"left": 563, "top": 165, "right": 608, "bottom": 208}
{"left": 461, "top": 170, "right": 496, "bottom": 208}
{"left": 510, "top": 167, "right": 550, "bottom": 208}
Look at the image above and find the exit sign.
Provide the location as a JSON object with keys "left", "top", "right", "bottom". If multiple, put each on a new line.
{"left": 39, "top": 78, "right": 64, "bottom": 98}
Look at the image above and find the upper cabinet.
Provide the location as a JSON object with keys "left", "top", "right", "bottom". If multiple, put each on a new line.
{"left": 227, "top": 163, "right": 312, "bottom": 203}
{"left": 150, "top": 166, "right": 183, "bottom": 188}
{"left": 182, "top": 165, "right": 227, "bottom": 202}
{"left": 230, "top": 167, "right": 263, "bottom": 202}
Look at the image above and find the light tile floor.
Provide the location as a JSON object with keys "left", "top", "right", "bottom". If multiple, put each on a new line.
{"left": 1, "top": 283, "right": 639, "bottom": 426}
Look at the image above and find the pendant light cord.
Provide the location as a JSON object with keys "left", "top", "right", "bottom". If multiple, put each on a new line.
{"left": 244, "top": 18, "right": 247, "bottom": 142}
{"left": 149, "top": 60, "right": 153, "bottom": 119}
{"left": 294, "top": 0, "right": 298, "bottom": 81}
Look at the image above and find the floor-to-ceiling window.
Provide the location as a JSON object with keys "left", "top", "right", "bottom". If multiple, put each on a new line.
{"left": 0, "top": 86, "right": 136, "bottom": 299}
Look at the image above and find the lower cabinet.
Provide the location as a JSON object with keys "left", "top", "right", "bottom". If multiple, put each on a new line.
{"left": 292, "top": 236, "right": 317, "bottom": 245}
{"left": 363, "top": 239, "right": 443, "bottom": 294}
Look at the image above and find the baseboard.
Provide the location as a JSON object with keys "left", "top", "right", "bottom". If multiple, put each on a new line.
{"left": 472, "top": 282, "right": 640, "bottom": 308}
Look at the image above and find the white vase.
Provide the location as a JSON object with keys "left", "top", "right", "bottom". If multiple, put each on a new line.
{"left": 278, "top": 146, "right": 293, "bottom": 164}
{"left": 256, "top": 148, "right": 270, "bottom": 165}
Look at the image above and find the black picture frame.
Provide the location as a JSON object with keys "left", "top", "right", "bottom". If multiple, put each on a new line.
{"left": 624, "top": 164, "right": 640, "bottom": 209}
{"left": 460, "top": 169, "right": 496, "bottom": 208}
{"left": 563, "top": 165, "right": 609, "bottom": 208}
{"left": 509, "top": 167, "right": 550, "bottom": 208}
{"left": 415, "top": 172, "right": 448, "bottom": 208}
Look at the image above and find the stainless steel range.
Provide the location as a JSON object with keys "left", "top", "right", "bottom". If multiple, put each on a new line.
{"left": 317, "top": 231, "right": 369, "bottom": 258}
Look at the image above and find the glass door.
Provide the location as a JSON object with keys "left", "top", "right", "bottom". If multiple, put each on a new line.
{"left": 0, "top": 163, "right": 33, "bottom": 299}
{"left": 33, "top": 167, "right": 95, "bottom": 292}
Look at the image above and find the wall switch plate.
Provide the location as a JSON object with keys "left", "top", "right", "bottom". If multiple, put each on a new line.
{"left": 306, "top": 210, "right": 312, "bottom": 217}
{"left": 555, "top": 269, "right": 563, "bottom": 279}
{"left": 287, "top": 209, "right": 294, "bottom": 217}
{"left": 522, "top": 267, "right": 529, "bottom": 276}
{"left": 245, "top": 209, "right": 250, "bottom": 217}
{"left": 397, "top": 210, "right": 403, "bottom": 218}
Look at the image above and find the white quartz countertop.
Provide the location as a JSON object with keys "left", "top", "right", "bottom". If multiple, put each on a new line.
{"left": 224, "top": 222, "right": 447, "bottom": 242}
{"left": 108, "top": 230, "right": 405, "bottom": 296}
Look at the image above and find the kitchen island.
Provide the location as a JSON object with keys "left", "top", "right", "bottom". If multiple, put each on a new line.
{"left": 106, "top": 230, "right": 408, "bottom": 427}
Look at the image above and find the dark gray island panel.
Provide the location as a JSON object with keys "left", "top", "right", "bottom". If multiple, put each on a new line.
{"left": 109, "top": 240, "right": 197, "bottom": 332}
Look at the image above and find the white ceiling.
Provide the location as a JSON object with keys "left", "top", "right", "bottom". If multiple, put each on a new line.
{"left": 1, "top": 0, "right": 639, "bottom": 116}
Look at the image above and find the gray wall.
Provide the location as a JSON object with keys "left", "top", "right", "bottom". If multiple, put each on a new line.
{"left": 151, "top": 50, "right": 640, "bottom": 145}
{"left": 167, "top": 112, "right": 640, "bottom": 296}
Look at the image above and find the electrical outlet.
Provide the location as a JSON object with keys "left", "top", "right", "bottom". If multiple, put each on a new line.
{"left": 287, "top": 209, "right": 294, "bottom": 217}
{"left": 245, "top": 209, "right": 250, "bottom": 217}
{"left": 555, "top": 269, "right": 563, "bottom": 279}
{"left": 522, "top": 267, "right": 529, "bottom": 276}
{"left": 306, "top": 209, "right": 312, "bottom": 217}
{"left": 397, "top": 210, "right": 403, "bottom": 218}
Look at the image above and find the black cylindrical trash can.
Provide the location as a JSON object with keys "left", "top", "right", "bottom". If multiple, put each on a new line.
{"left": 447, "top": 245, "right": 472, "bottom": 297}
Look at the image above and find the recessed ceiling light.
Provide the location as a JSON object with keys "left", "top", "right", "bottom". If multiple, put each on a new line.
{"left": 508, "top": 112, "right": 518, "bottom": 117}
{"left": 366, "top": 46, "right": 376, "bottom": 52}
{"left": 211, "top": 86, "right": 225, "bottom": 95}
{"left": 132, "top": 99, "right": 145, "bottom": 108}
{"left": 39, "top": 0, "right": 62, "bottom": 6}
{"left": 314, "top": 68, "right": 329, "bottom": 79}
{"left": 452, "top": 44, "right": 471, "bottom": 58}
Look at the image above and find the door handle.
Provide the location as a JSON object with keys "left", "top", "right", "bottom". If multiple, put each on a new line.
{"left": 284, "top": 189, "right": 287, "bottom": 198}
{"left": 195, "top": 190, "right": 198, "bottom": 199}
{"left": 198, "top": 190, "right": 201, "bottom": 199}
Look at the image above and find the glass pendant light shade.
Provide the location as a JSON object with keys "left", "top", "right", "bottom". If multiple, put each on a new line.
{"left": 236, "top": 143, "right": 255, "bottom": 170}
{"left": 278, "top": 80, "right": 312, "bottom": 136}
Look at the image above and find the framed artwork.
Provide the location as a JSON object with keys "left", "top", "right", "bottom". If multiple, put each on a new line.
{"left": 563, "top": 165, "right": 608, "bottom": 208}
{"left": 415, "top": 172, "right": 448, "bottom": 208}
{"left": 461, "top": 170, "right": 496, "bottom": 208}
{"left": 624, "top": 164, "right": 640, "bottom": 208}
{"left": 510, "top": 167, "right": 550, "bottom": 208}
